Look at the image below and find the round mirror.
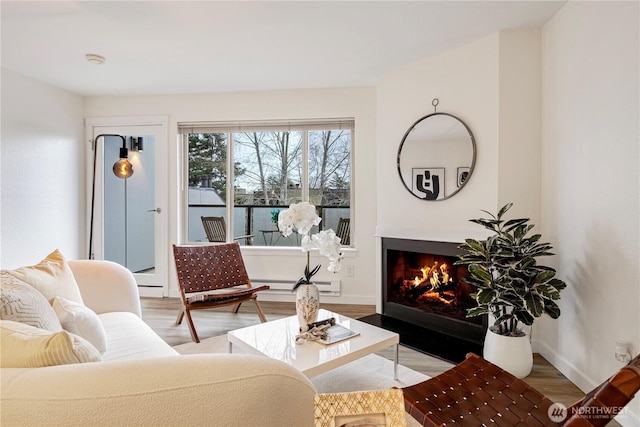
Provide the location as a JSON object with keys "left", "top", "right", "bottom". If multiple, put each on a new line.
{"left": 397, "top": 112, "right": 476, "bottom": 201}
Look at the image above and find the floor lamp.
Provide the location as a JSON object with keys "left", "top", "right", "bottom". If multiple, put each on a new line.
{"left": 89, "top": 134, "right": 134, "bottom": 259}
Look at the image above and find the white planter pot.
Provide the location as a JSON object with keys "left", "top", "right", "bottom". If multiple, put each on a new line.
{"left": 483, "top": 328, "right": 533, "bottom": 378}
{"left": 295, "top": 284, "right": 320, "bottom": 332}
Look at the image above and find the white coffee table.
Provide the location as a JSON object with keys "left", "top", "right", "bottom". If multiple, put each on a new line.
{"left": 227, "top": 308, "right": 400, "bottom": 379}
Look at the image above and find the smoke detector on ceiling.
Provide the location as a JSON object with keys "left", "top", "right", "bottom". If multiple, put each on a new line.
{"left": 85, "top": 54, "right": 106, "bottom": 65}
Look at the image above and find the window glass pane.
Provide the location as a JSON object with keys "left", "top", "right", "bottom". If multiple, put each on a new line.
{"left": 187, "top": 133, "right": 228, "bottom": 243}
{"left": 233, "top": 131, "right": 303, "bottom": 205}
{"left": 183, "top": 123, "right": 353, "bottom": 247}
{"left": 233, "top": 131, "right": 303, "bottom": 246}
{"left": 309, "top": 129, "right": 351, "bottom": 245}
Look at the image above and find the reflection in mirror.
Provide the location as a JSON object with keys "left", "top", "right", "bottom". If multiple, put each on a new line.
{"left": 397, "top": 112, "right": 476, "bottom": 200}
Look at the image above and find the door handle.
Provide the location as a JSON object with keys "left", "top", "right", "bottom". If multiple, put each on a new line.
{"left": 147, "top": 208, "right": 162, "bottom": 213}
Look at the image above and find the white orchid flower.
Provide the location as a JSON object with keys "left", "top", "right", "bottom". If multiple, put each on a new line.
{"left": 278, "top": 201, "right": 321, "bottom": 237}
{"left": 277, "top": 202, "right": 344, "bottom": 289}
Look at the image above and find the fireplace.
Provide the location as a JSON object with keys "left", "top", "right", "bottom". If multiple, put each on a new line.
{"left": 383, "top": 237, "right": 487, "bottom": 343}
{"left": 360, "top": 237, "right": 486, "bottom": 363}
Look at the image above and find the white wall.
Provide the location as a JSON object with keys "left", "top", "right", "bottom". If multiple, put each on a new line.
{"left": 376, "top": 34, "right": 500, "bottom": 243}
{"left": 498, "top": 30, "right": 542, "bottom": 222}
{"left": 376, "top": 30, "right": 542, "bottom": 241}
{"left": 540, "top": 2, "right": 640, "bottom": 424}
{"left": 84, "top": 87, "right": 377, "bottom": 303}
{"left": 0, "top": 69, "right": 85, "bottom": 268}
{"left": 375, "top": 30, "right": 542, "bottom": 309}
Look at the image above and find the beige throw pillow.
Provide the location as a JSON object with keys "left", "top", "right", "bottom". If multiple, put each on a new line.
{"left": 1, "top": 320, "right": 101, "bottom": 368}
{"left": 0, "top": 272, "right": 63, "bottom": 332}
{"left": 52, "top": 296, "right": 107, "bottom": 354}
{"left": 2, "top": 249, "right": 84, "bottom": 304}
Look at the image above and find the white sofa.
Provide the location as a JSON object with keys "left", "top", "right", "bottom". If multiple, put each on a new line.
{"left": 1, "top": 260, "right": 317, "bottom": 426}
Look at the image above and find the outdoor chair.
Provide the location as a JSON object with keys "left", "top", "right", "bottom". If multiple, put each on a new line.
{"left": 399, "top": 352, "right": 640, "bottom": 427}
{"left": 201, "top": 216, "right": 254, "bottom": 245}
{"left": 336, "top": 217, "right": 351, "bottom": 246}
{"left": 172, "top": 243, "right": 269, "bottom": 343}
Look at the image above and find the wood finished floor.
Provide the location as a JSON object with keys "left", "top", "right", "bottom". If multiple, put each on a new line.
{"left": 141, "top": 297, "right": 619, "bottom": 425}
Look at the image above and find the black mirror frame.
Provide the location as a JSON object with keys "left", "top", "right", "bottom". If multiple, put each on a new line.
{"left": 396, "top": 111, "right": 477, "bottom": 201}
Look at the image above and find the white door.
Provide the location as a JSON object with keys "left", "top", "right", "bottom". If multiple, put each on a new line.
{"left": 87, "top": 118, "right": 168, "bottom": 297}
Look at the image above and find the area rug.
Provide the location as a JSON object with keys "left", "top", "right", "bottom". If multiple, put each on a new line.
{"left": 173, "top": 334, "right": 428, "bottom": 393}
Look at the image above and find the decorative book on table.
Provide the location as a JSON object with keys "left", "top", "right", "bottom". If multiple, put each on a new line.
{"left": 320, "top": 324, "right": 359, "bottom": 345}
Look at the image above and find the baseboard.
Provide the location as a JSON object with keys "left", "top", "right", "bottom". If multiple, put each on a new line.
{"left": 537, "top": 341, "right": 598, "bottom": 392}
{"left": 536, "top": 341, "right": 640, "bottom": 426}
{"left": 138, "top": 286, "right": 163, "bottom": 298}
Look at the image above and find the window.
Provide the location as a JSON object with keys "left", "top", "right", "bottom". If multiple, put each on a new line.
{"left": 180, "top": 119, "right": 354, "bottom": 247}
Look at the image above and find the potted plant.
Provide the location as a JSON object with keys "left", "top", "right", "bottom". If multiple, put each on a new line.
{"left": 455, "top": 203, "right": 566, "bottom": 377}
{"left": 270, "top": 209, "right": 281, "bottom": 229}
{"left": 277, "top": 202, "right": 343, "bottom": 331}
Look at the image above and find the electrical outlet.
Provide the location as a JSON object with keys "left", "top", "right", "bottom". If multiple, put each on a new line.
{"left": 346, "top": 265, "right": 355, "bottom": 277}
{"left": 615, "top": 341, "right": 632, "bottom": 362}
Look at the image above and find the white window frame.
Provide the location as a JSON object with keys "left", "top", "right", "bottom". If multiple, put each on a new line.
{"left": 179, "top": 118, "right": 355, "bottom": 247}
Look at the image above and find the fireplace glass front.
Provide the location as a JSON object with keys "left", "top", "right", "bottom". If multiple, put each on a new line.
{"left": 382, "top": 238, "right": 487, "bottom": 344}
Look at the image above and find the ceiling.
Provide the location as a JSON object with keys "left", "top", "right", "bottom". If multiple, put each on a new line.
{"left": 1, "top": 1, "right": 566, "bottom": 97}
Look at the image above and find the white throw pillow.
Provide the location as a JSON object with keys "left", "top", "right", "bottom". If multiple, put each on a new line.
{"left": 0, "top": 320, "right": 101, "bottom": 368}
{"left": 52, "top": 296, "right": 107, "bottom": 354}
{"left": 2, "top": 249, "right": 84, "bottom": 304}
{"left": 0, "top": 272, "right": 63, "bottom": 332}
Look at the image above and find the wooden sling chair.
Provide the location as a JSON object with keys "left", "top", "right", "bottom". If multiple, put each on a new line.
{"left": 201, "top": 216, "right": 254, "bottom": 245}
{"left": 399, "top": 352, "right": 640, "bottom": 426}
{"left": 336, "top": 217, "right": 351, "bottom": 246}
{"left": 172, "top": 242, "right": 269, "bottom": 343}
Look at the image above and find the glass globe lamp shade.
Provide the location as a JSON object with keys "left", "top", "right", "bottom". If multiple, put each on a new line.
{"left": 112, "top": 158, "right": 133, "bottom": 179}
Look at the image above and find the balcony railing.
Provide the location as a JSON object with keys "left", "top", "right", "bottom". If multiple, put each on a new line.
{"left": 188, "top": 204, "right": 350, "bottom": 247}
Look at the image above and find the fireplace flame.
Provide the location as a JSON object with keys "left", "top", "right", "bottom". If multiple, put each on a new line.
{"left": 411, "top": 262, "right": 451, "bottom": 289}
{"left": 401, "top": 261, "right": 457, "bottom": 306}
